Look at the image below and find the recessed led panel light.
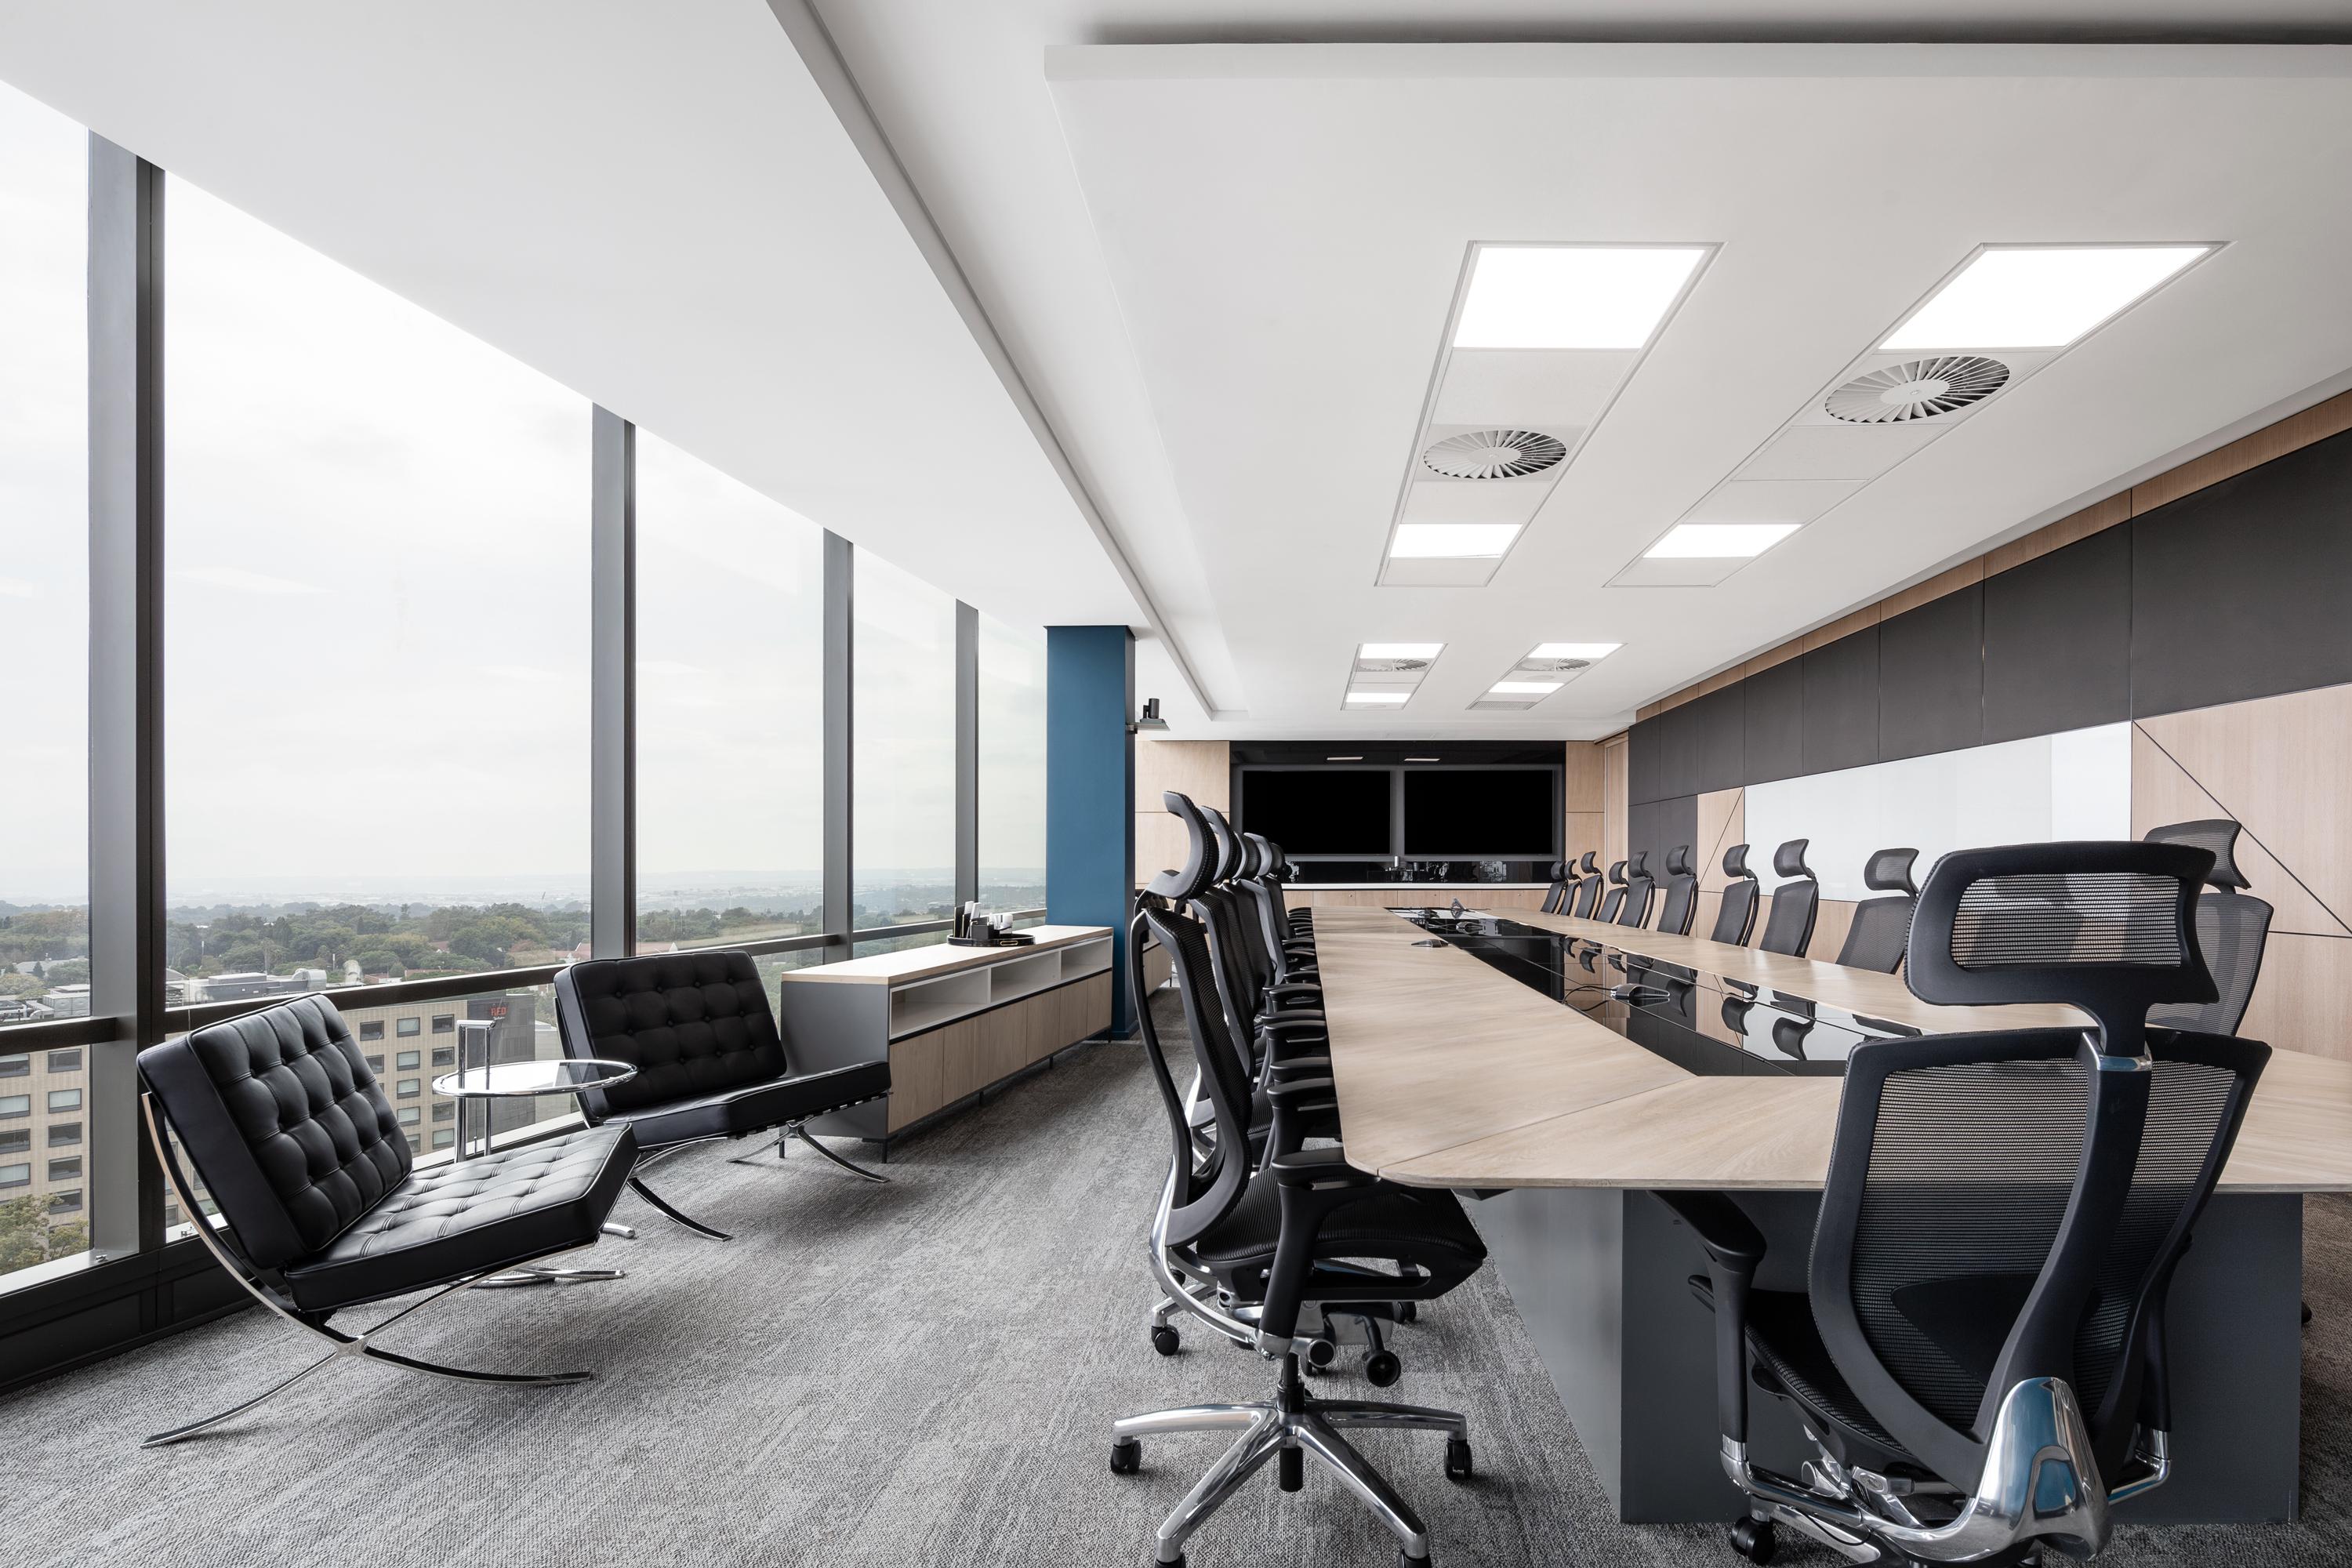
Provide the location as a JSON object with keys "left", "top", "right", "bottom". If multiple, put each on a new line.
{"left": 1530, "top": 641, "right": 1622, "bottom": 659}
{"left": 1454, "top": 245, "right": 1708, "bottom": 350}
{"left": 1882, "top": 245, "right": 2210, "bottom": 351}
{"left": 1645, "top": 522, "right": 1801, "bottom": 560}
{"left": 1488, "top": 681, "right": 1564, "bottom": 695}
{"left": 1388, "top": 523, "right": 1522, "bottom": 559}
{"left": 1345, "top": 691, "right": 1411, "bottom": 705}
{"left": 1358, "top": 642, "right": 1444, "bottom": 660}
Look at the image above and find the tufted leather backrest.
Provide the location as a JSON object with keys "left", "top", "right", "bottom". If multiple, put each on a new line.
{"left": 139, "top": 996, "right": 412, "bottom": 1271}
{"left": 553, "top": 949, "right": 788, "bottom": 1120}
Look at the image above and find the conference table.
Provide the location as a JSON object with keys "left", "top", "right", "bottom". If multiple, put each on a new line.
{"left": 1307, "top": 902, "right": 2352, "bottom": 1525}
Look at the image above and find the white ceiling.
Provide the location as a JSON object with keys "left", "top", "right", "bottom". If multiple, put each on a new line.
{"left": 0, "top": 2, "right": 1151, "bottom": 643}
{"left": 7, "top": 7, "right": 2352, "bottom": 741}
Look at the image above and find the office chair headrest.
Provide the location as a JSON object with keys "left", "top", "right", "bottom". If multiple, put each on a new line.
{"left": 1199, "top": 805, "right": 1242, "bottom": 884}
{"left": 1145, "top": 792, "right": 1219, "bottom": 902}
{"left": 1579, "top": 851, "right": 1599, "bottom": 876}
{"left": 1627, "top": 851, "right": 1650, "bottom": 880}
{"left": 2143, "top": 818, "right": 2252, "bottom": 891}
{"left": 1548, "top": 860, "right": 1568, "bottom": 883}
{"left": 1664, "top": 844, "right": 1693, "bottom": 878}
{"left": 1863, "top": 847, "right": 1920, "bottom": 896}
{"left": 1773, "top": 839, "right": 1812, "bottom": 880}
{"left": 1607, "top": 859, "right": 1627, "bottom": 885}
{"left": 1243, "top": 832, "right": 1279, "bottom": 880}
{"left": 1722, "top": 843, "right": 1754, "bottom": 880}
{"left": 1904, "top": 840, "right": 2218, "bottom": 1058}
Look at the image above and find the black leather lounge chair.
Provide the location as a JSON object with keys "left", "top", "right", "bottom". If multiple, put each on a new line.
{"left": 552, "top": 949, "right": 894, "bottom": 1240}
{"left": 136, "top": 995, "right": 637, "bottom": 1447}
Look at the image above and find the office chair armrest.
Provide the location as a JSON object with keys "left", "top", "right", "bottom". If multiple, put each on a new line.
{"left": 1257, "top": 1014, "right": 1327, "bottom": 1036}
{"left": 1653, "top": 1191, "right": 1766, "bottom": 1446}
{"left": 1266, "top": 1076, "right": 1340, "bottom": 1159}
{"left": 1266, "top": 1054, "right": 1330, "bottom": 1076}
{"left": 1259, "top": 1147, "right": 1385, "bottom": 1341}
{"left": 1265, "top": 982, "right": 1323, "bottom": 1003}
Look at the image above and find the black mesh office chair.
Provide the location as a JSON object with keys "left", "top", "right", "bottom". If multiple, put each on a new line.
{"left": 1834, "top": 847, "right": 1920, "bottom": 973}
{"left": 135, "top": 996, "right": 637, "bottom": 1446}
{"left": 1595, "top": 860, "right": 1629, "bottom": 924}
{"left": 2143, "top": 819, "right": 2274, "bottom": 1036}
{"left": 1243, "top": 832, "right": 1320, "bottom": 986}
{"left": 1710, "top": 844, "right": 1761, "bottom": 946}
{"left": 1755, "top": 840, "right": 1819, "bottom": 956}
{"left": 552, "top": 950, "right": 894, "bottom": 1240}
{"left": 1541, "top": 860, "right": 1571, "bottom": 915}
{"left": 1115, "top": 808, "right": 1488, "bottom": 1566}
{"left": 1667, "top": 840, "right": 2267, "bottom": 1566}
{"left": 1655, "top": 845, "right": 1700, "bottom": 936}
{"left": 1618, "top": 851, "right": 1658, "bottom": 928}
{"left": 1571, "top": 851, "right": 1604, "bottom": 918}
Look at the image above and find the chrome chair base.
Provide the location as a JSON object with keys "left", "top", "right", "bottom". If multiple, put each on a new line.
{"left": 470, "top": 1261, "right": 627, "bottom": 1289}
{"left": 1112, "top": 1358, "right": 1469, "bottom": 1565}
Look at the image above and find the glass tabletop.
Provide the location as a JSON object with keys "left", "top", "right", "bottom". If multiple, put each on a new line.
{"left": 1392, "top": 909, "right": 1915, "bottom": 1076}
{"left": 430, "top": 1058, "right": 637, "bottom": 1099}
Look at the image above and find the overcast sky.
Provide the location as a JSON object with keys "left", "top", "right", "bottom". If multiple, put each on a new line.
{"left": 0, "top": 79, "right": 1044, "bottom": 909}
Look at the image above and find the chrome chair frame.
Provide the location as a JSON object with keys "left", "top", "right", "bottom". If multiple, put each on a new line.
{"left": 633, "top": 1092, "right": 892, "bottom": 1241}
{"left": 140, "top": 1094, "right": 597, "bottom": 1448}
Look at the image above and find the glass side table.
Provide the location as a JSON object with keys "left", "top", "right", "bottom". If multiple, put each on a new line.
{"left": 433, "top": 1036, "right": 639, "bottom": 1288}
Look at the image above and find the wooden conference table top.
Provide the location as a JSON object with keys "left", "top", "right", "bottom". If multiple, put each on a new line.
{"left": 1308, "top": 903, "right": 2352, "bottom": 1195}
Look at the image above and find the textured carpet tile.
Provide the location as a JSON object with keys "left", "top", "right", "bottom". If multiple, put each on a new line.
{"left": 2, "top": 993, "right": 2346, "bottom": 1567}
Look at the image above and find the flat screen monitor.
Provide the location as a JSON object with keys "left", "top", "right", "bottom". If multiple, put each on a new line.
{"left": 1403, "top": 768, "right": 1556, "bottom": 857}
{"left": 1238, "top": 769, "right": 1391, "bottom": 856}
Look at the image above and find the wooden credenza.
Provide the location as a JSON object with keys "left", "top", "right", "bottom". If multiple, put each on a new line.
{"left": 779, "top": 925, "right": 1115, "bottom": 1143}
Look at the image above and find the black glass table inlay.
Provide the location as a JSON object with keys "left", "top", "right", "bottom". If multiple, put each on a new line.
{"left": 1393, "top": 910, "right": 1915, "bottom": 1076}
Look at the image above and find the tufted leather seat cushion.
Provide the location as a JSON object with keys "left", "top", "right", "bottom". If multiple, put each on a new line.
{"left": 280, "top": 1123, "right": 635, "bottom": 1311}
{"left": 553, "top": 949, "right": 890, "bottom": 1150}
{"left": 141, "top": 996, "right": 415, "bottom": 1270}
{"left": 615, "top": 1060, "right": 892, "bottom": 1146}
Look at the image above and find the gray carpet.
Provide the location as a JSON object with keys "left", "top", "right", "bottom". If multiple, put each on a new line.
{"left": 5, "top": 994, "right": 2350, "bottom": 1567}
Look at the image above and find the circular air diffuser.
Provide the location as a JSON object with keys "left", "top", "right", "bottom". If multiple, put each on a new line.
{"left": 1825, "top": 356, "right": 2009, "bottom": 424}
{"left": 1421, "top": 429, "right": 1568, "bottom": 479}
{"left": 1515, "top": 658, "right": 1591, "bottom": 675}
{"left": 1355, "top": 656, "right": 1432, "bottom": 674}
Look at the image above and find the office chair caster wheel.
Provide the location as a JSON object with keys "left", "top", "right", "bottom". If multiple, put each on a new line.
{"left": 1305, "top": 1338, "right": 1338, "bottom": 1371}
{"left": 1150, "top": 1325, "right": 1181, "bottom": 1356}
{"left": 1110, "top": 1437, "right": 1142, "bottom": 1475}
{"left": 1365, "top": 1350, "right": 1402, "bottom": 1388}
{"left": 1279, "top": 1444, "right": 1304, "bottom": 1492}
{"left": 1444, "top": 1438, "right": 1473, "bottom": 1481}
{"left": 1729, "top": 1515, "right": 1776, "bottom": 1563}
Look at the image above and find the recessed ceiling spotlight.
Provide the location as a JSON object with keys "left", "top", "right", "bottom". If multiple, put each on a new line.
{"left": 1358, "top": 642, "right": 1444, "bottom": 660}
{"left": 1489, "top": 680, "right": 1564, "bottom": 695}
{"left": 1645, "top": 522, "right": 1801, "bottom": 560}
{"left": 1345, "top": 690, "right": 1411, "bottom": 705}
{"left": 1882, "top": 245, "right": 2212, "bottom": 351}
{"left": 1453, "top": 245, "right": 1709, "bottom": 350}
{"left": 1530, "top": 641, "right": 1621, "bottom": 660}
{"left": 1389, "top": 523, "right": 1522, "bottom": 559}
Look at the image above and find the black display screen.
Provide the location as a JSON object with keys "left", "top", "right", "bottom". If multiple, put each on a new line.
{"left": 1237, "top": 769, "right": 1391, "bottom": 855}
{"left": 1403, "top": 768, "right": 1556, "bottom": 856}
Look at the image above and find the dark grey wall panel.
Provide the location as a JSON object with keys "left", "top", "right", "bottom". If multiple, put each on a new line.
{"left": 1802, "top": 628, "right": 1879, "bottom": 775}
{"left": 1629, "top": 793, "right": 1697, "bottom": 882}
{"left": 1742, "top": 659, "right": 1805, "bottom": 785}
{"left": 2132, "top": 428, "right": 2352, "bottom": 718}
{"left": 1877, "top": 583, "right": 1984, "bottom": 760}
{"left": 1658, "top": 702, "right": 1700, "bottom": 800}
{"left": 1628, "top": 716, "right": 1663, "bottom": 804}
{"left": 1983, "top": 527, "right": 2131, "bottom": 743}
{"left": 1694, "top": 684, "right": 1744, "bottom": 795}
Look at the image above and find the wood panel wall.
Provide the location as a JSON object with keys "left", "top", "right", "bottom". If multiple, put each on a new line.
{"left": 1134, "top": 738, "right": 1229, "bottom": 887}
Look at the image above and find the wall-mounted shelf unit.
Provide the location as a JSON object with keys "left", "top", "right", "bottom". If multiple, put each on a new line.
{"left": 779, "top": 925, "right": 1116, "bottom": 1146}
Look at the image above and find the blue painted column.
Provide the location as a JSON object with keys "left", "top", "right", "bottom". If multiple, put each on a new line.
{"left": 1047, "top": 626, "right": 1137, "bottom": 1037}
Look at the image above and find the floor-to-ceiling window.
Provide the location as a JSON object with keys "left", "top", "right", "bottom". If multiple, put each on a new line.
{"left": 977, "top": 614, "right": 1047, "bottom": 917}
{"left": 634, "top": 429, "right": 829, "bottom": 1000}
{"left": 164, "top": 173, "right": 591, "bottom": 1155}
{"left": 852, "top": 548, "right": 956, "bottom": 952}
{"left": 0, "top": 82, "right": 91, "bottom": 1277}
